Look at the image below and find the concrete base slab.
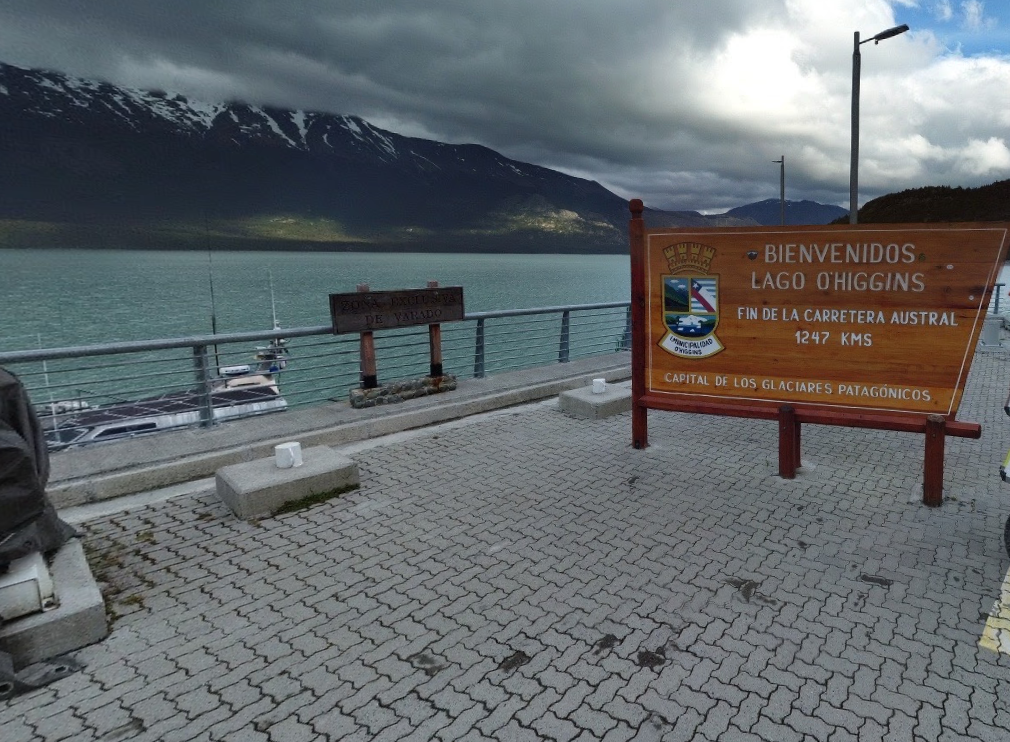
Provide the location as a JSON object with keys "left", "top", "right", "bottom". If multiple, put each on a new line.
{"left": 350, "top": 375, "right": 458, "bottom": 408}
{"left": 559, "top": 384, "right": 632, "bottom": 419}
{"left": 0, "top": 540, "right": 108, "bottom": 669}
{"left": 216, "top": 445, "right": 360, "bottom": 519}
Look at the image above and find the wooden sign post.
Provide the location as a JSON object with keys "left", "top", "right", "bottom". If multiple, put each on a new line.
{"left": 427, "top": 281, "right": 444, "bottom": 378}
{"left": 356, "top": 284, "right": 378, "bottom": 389}
{"left": 629, "top": 199, "right": 1008, "bottom": 505}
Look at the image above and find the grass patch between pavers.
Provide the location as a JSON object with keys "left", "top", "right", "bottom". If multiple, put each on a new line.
{"left": 83, "top": 535, "right": 157, "bottom": 625}
{"left": 272, "top": 483, "right": 360, "bottom": 516}
{"left": 82, "top": 537, "right": 130, "bottom": 624}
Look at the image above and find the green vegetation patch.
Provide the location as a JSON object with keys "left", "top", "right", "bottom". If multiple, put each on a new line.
{"left": 212, "top": 214, "right": 364, "bottom": 243}
{"left": 0, "top": 214, "right": 379, "bottom": 249}
{"left": 0, "top": 219, "right": 64, "bottom": 240}
{"left": 462, "top": 197, "right": 621, "bottom": 239}
{"left": 272, "top": 483, "right": 360, "bottom": 516}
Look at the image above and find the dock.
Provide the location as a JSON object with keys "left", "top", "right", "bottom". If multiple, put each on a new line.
{"left": 4, "top": 348, "right": 1010, "bottom": 741}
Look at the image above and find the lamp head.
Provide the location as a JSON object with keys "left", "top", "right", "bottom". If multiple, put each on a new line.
{"left": 872, "top": 24, "right": 909, "bottom": 44}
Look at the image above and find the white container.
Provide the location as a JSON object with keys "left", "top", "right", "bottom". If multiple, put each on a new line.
{"left": 592, "top": 378, "right": 606, "bottom": 394}
{"left": 0, "top": 550, "right": 57, "bottom": 621}
{"left": 275, "top": 441, "right": 303, "bottom": 468}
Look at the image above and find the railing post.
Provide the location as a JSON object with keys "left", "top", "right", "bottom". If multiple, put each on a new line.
{"left": 620, "top": 306, "right": 632, "bottom": 350}
{"left": 559, "top": 310, "right": 570, "bottom": 363}
{"left": 994, "top": 283, "right": 1004, "bottom": 315}
{"left": 474, "top": 318, "right": 486, "bottom": 378}
{"left": 193, "top": 344, "right": 214, "bottom": 428}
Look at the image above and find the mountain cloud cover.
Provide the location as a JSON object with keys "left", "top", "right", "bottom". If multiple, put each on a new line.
{"left": 1, "top": 0, "right": 1009, "bottom": 212}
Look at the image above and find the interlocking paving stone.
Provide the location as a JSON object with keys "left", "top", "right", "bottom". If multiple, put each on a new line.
{"left": 6, "top": 352, "right": 1010, "bottom": 739}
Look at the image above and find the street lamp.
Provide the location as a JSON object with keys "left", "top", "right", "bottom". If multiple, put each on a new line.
{"left": 849, "top": 23, "right": 909, "bottom": 224}
{"left": 773, "top": 155, "right": 785, "bottom": 225}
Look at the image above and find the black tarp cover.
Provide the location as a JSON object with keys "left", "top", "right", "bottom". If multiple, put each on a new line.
{"left": 0, "top": 367, "right": 75, "bottom": 571}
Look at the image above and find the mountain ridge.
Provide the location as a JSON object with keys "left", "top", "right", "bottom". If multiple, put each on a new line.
{"left": 0, "top": 62, "right": 760, "bottom": 253}
{"left": 847, "top": 181, "right": 1010, "bottom": 224}
{"left": 724, "top": 198, "right": 847, "bottom": 226}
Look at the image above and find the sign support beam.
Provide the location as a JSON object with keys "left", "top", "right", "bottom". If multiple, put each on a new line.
{"left": 778, "top": 406, "right": 800, "bottom": 479}
{"left": 924, "top": 414, "right": 945, "bottom": 506}
{"left": 630, "top": 199, "right": 649, "bottom": 450}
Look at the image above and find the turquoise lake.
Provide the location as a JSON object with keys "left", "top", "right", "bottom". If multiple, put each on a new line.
{"left": 0, "top": 249, "right": 631, "bottom": 350}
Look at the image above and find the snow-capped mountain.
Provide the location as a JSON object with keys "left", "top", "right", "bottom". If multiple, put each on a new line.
{"left": 0, "top": 62, "right": 753, "bottom": 252}
{"left": 0, "top": 62, "right": 573, "bottom": 179}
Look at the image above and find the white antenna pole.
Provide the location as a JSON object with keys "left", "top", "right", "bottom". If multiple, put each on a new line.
{"left": 207, "top": 237, "right": 221, "bottom": 373}
{"left": 269, "top": 270, "right": 279, "bottom": 329}
{"left": 207, "top": 250, "right": 218, "bottom": 335}
{"left": 39, "top": 332, "right": 57, "bottom": 420}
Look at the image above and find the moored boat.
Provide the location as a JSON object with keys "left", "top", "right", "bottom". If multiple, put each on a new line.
{"left": 42, "top": 338, "right": 290, "bottom": 450}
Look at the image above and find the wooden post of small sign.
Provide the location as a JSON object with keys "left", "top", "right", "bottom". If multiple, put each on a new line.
{"left": 923, "top": 414, "right": 945, "bottom": 506}
{"left": 629, "top": 199, "right": 648, "bottom": 449}
{"left": 357, "top": 283, "right": 378, "bottom": 389}
{"left": 427, "top": 280, "right": 444, "bottom": 377}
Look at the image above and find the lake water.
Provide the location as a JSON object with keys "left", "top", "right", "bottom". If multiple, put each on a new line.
{"left": 4, "top": 247, "right": 1009, "bottom": 418}
{"left": 0, "top": 249, "right": 631, "bottom": 350}
{"left": 4, "top": 247, "right": 1009, "bottom": 352}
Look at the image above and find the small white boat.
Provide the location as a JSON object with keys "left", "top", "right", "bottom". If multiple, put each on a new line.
{"left": 42, "top": 339, "right": 290, "bottom": 450}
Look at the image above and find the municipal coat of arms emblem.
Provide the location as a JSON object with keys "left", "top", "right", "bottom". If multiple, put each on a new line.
{"left": 659, "top": 242, "right": 724, "bottom": 359}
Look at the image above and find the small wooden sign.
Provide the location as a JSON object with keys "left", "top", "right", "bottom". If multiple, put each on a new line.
{"left": 329, "top": 286, "right": 464, "bottom": 334}
{"left": 638, "top": 222, "right": 1008, "bottom": 417}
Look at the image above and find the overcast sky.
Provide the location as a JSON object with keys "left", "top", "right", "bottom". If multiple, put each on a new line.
{"left": 2, "top": 0, "right": 1009, "bottom": 212}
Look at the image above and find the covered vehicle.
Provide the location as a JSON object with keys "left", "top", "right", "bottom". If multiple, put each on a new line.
{"left": 0, "top": 367, "right": 75, "bottom": 572}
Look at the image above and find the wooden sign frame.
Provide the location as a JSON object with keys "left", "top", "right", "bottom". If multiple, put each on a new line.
{"left": 329, "top": 286, "right": 464, "bottom": 334}
{"left": 628, "top": 199, "right": 1009, "bottom": 505}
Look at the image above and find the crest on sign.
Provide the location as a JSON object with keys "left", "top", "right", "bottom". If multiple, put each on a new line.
{"left": 659, "top": 242, "right": 724, "bottom": 359}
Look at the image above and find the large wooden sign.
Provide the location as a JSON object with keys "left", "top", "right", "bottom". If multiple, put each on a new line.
{"left": 629, "top": 200, "right": 1009, "bottom": 504}
{"left": 637, "top": 220, "right": 1008, "bottom": 417}
{"left": 329, "top": 286, "right": 464, "bottom": 333}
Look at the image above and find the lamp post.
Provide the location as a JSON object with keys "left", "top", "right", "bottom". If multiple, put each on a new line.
{"left": 773, "top": 155, "right": 785, "bottom": 225}
{"left": 850, "top": 23, "right": 909, "bottom": 224}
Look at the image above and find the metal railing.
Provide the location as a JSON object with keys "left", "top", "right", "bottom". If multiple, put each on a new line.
{"left": 0, "top": 301, "right": 631, "bottom": 449}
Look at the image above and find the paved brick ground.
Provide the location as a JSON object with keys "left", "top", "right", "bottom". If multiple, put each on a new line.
{"left": 5, "top": 351, "right": 1010, "bottom": 741}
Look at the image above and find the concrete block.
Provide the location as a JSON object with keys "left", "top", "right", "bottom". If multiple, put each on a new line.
{"left": 0, "top": 540, "right": 108, "bottom": 668}
{"left": 216, "top": 445, "right": 359, "bottom": 519}
{"left": 981, "top": 315, "right": 1002, "bottom": 346}
{"left": 558, "top": 384, "right": 632, "bottom": 419}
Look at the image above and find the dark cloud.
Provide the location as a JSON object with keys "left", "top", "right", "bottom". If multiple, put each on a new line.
{"left": 2, "top": 1, "right": 1009, "bottom": 211}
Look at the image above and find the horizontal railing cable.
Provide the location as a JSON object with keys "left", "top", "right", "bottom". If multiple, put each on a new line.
{"left": 0, "top": 301, "right": 631, "bottom": 449}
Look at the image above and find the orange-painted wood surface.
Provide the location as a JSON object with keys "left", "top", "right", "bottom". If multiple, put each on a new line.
{"left": 638, "top": 219, "right": 1008, "bottom": 417}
